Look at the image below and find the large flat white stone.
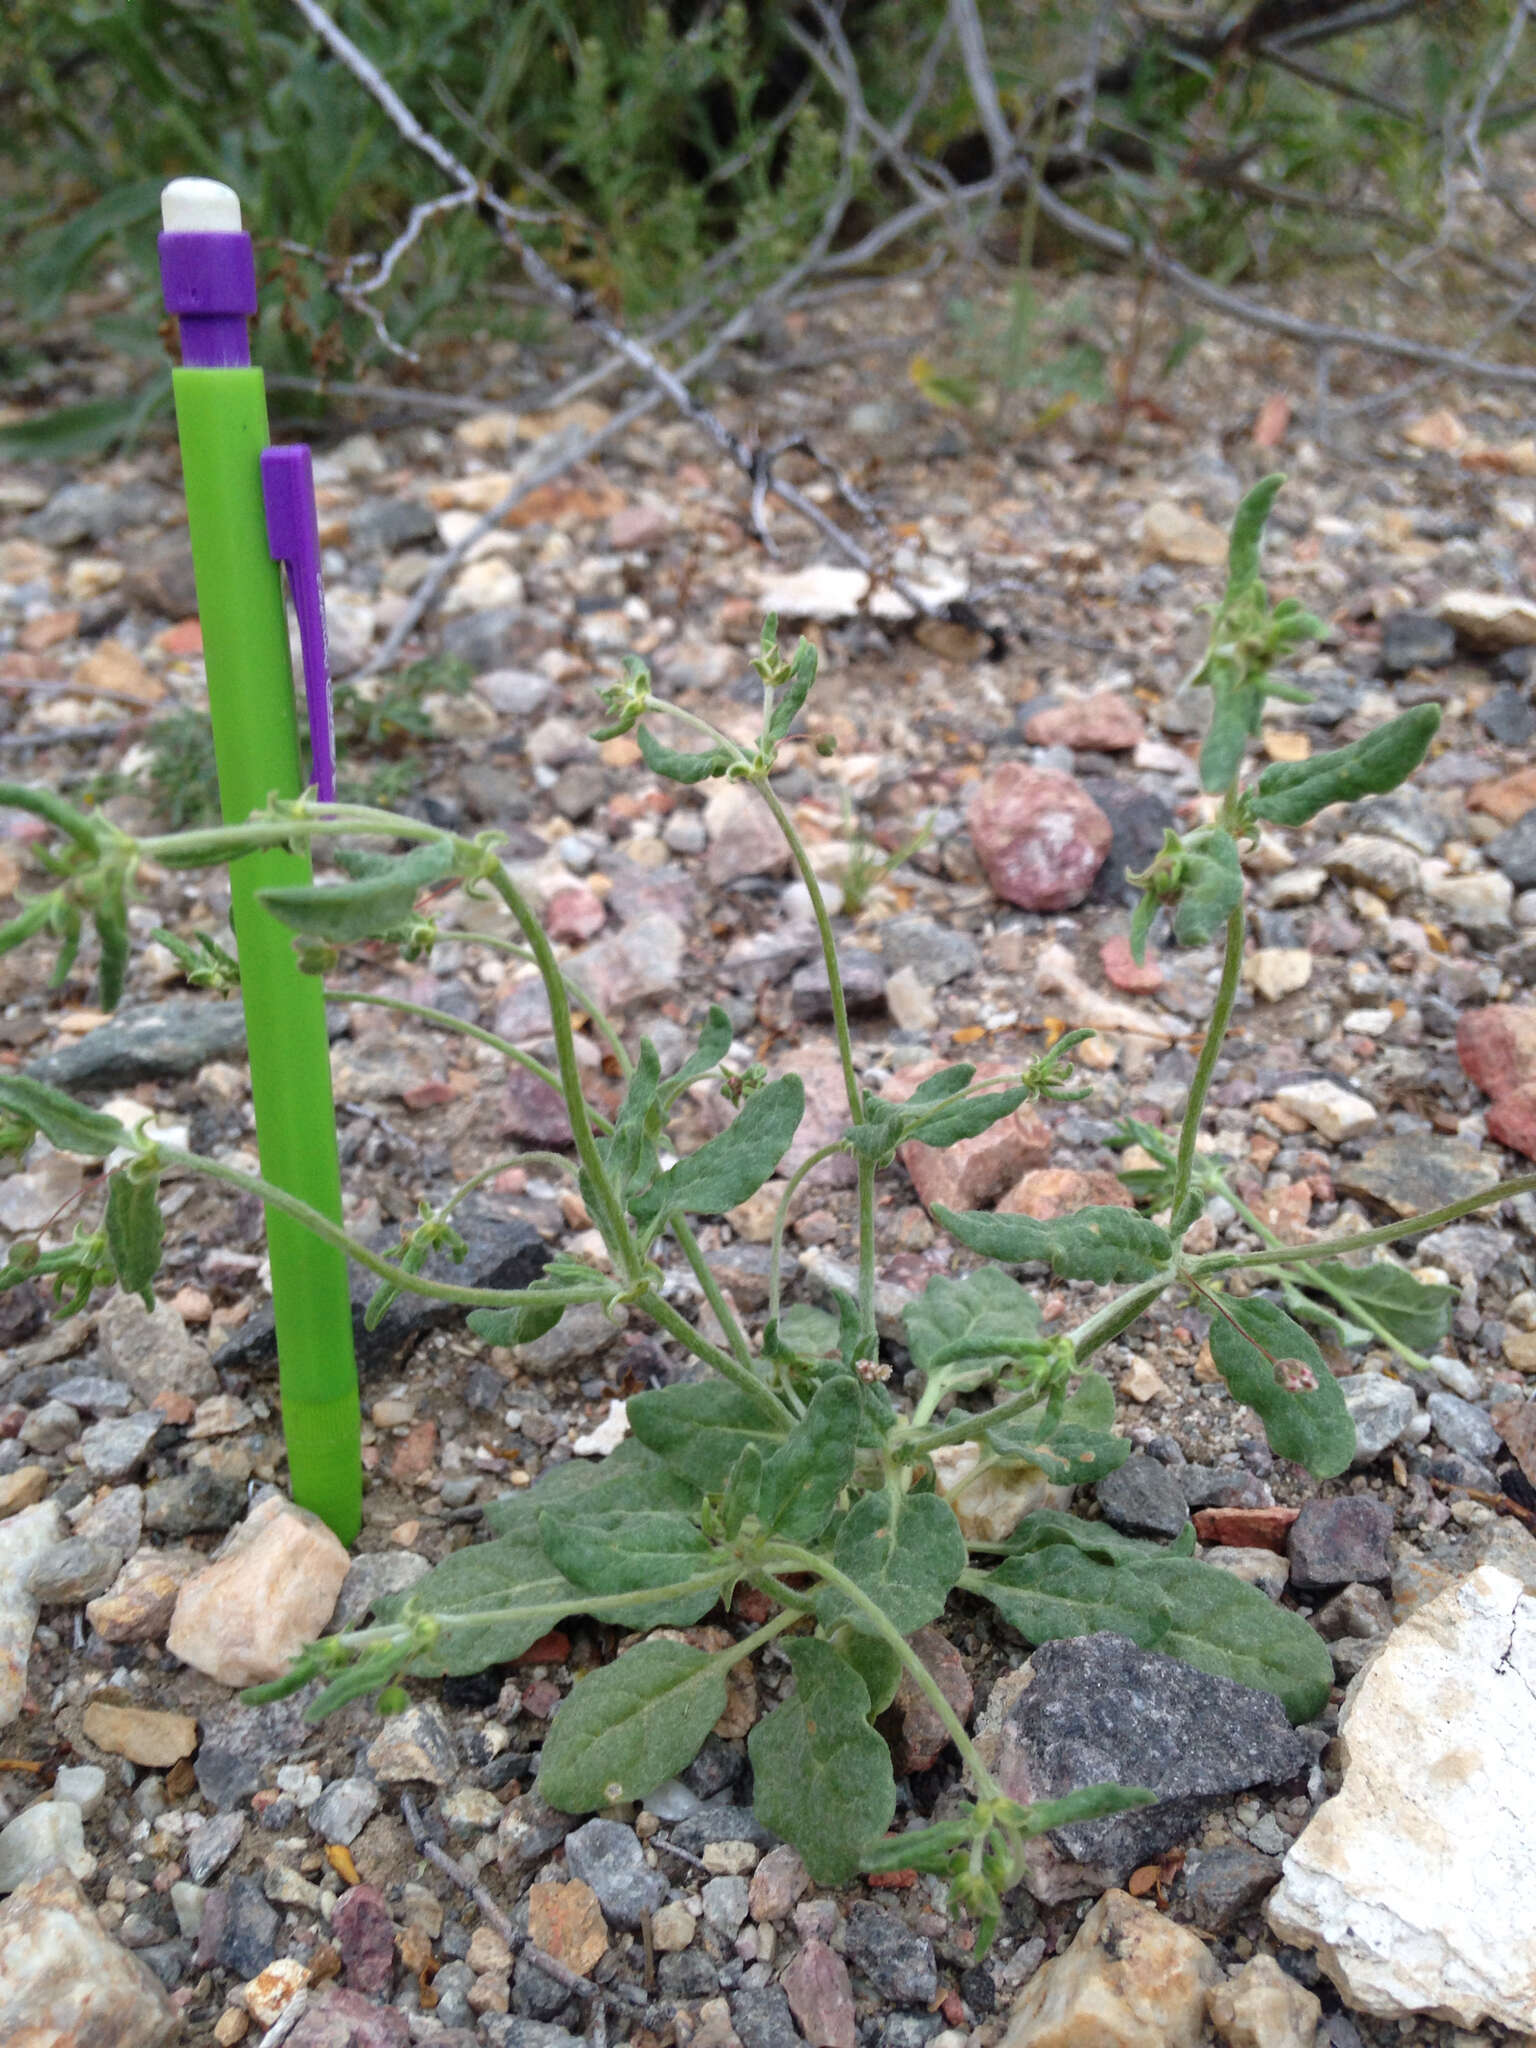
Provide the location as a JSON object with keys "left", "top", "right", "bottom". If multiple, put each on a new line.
{"left": 1267, "top": 1565, "right": 1536, "bottom": 2029}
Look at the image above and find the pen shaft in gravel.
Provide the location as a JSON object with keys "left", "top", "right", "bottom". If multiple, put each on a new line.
{"left": 158, "top": 179, "right": 360, "bottom": 1542}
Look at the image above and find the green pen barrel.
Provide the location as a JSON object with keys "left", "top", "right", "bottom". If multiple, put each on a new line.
{"left": 172, "top": 367, "right": 361, "bottom": 1543}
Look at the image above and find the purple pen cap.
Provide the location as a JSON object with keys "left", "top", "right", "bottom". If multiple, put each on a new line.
{"left": 158, "top": 179, "right": 256, "bottom": 370}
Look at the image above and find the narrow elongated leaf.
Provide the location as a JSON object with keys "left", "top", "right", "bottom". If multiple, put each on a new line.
{"left": 629, "top": 1076, "right": 804, "bottom": 1224}
{"left": 1252, "top": 705, "right": 1441, "bottom": 826}
{"left": 538, "top": 1640, "right": 729, "bottom": 1811}
{"left": 904, "top": 1063, "right": 976, "bottom": 1106}
{"left": 757, "top": 1377, "right": 861, "bottom": 1541}
{"left": 910, "top": 1086, "right": 1031, "bottom": 1150}
{"left": 94, "top": 898, "right": 130, "bottom": 1011}
{"left": 975, "top": 1547, "right": 1174, "bottom": 1650}
{"left": 1128, "top": 887, "right": 1159, "bottom": 967}
{"left": 763, "top": 639, "right": 818, "bottom": 749}
{"left": 1171, "top": 829, "right": 1242, "bottom": 948}
{"left": 606, "top": 1039, "right": 662, "bottom": 1195}
{"left": 105, "top": 1172, "right": 163, "bottom": 1306}
{"left": 904, "top": 1267, "right": 1044, "bottom": 1379}
{"left": 662, "top": 1006, "right": 735, "bottom": 1101}
{"left": 1013, "top": 1783, "right": 1159, "bottom": 1838}
{"left": 936, "top": 1204, "right": 1172, "bottom": 1284}
{"left": 1225, "top": 473, "right": 1285, "bottom": 592}
{"left": 637, "top": 725, "right": 733, "bottom": 784}
{"left": 816, "top": 1488, "right": 967, "bottom": 1639}
{"left": 719, "top": 1445, "right": 763, "bottom": 1539}
{"left": 0, "top": 1076, "right": 129, "bottom": 1158}
{"left": 1206, "top": 1295, "right": 1354, "bottom": 1477}
{"left": 999, "top": 1506, "right": 1196, "bottom": 1564}
{"left": 748, "top": 1638, "right": 895, "bottom": 1884}
{"left": 860, "top": 1816, "right": 977, "bottom": 1874}
{"left": 536, "top": 1510, "right": 722, "bottom": 1628}
{"left": 259, "top": 839, "right": 454, "bottom": 942}
{"left": 1136, "top": 1555, "right": 1334, "bottom": 1722}
{"left": 1199, "top": 683, "right": 1261, "bottom": 794}
{"left": 483, "top": 1437, "right": 697, "bottom": 1537}
{"left": 1301, "top": 1259, "right": 1454, "bottom": 1355}
{"left": 382, "top": 1529, "right": 580, "bottom": 1677}
{"left": 627, "top": 1381, "right": 783, "bottom": 1493}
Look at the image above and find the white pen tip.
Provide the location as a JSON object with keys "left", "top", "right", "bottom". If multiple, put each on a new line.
{"left": 161, "top": 178, "right": 243, "bottom": 234}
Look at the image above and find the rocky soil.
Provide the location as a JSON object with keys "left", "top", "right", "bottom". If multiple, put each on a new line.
{"left": 3, "top": 276, "right": 1536, "bottom": 2046}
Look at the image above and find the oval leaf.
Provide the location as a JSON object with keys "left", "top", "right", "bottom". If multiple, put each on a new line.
{"left": 627, "top": 1381, "right": 783, "bottom": 1492}
{"left": 105, "top": 1171, "right": 163, "bottom": 1306}
{"left": 747, "top": 1637, "right": 895, "bottom": 1884}
{"left": 1206, "top": 1295, "right": 1354, "bottom": 1478}
{"left": 537, "top": 1640, "right": 728, "bottom": 1811}
{"left": 935, "top": 1204, "right": 1172, "bottom": 1284}
{"left": 816, "top": 1488, "right": 967, "bottom": 1639}
{"left": 629, "top": 1075, "right": 805, "bottom": 1226}
{"left": 259, "top": 839, "right": 454, "bottom": 942}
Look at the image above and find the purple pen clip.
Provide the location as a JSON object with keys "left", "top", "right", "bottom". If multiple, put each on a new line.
{"left": 261, "top": 445, "right": 336, "bottom": 802}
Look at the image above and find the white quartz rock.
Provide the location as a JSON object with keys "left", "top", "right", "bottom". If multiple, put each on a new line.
{"left": 1267, "top": 1565, "right": 1536, "bottom": 2029}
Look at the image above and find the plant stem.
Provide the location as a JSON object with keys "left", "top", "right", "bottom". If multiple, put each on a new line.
{"left": 638, "top": 1285, "right": 795, "bottom": 1429}
{"left": 1191, "top": 1171, "right": 1536, "bottom": 1275}
{"left": 1070, "top": 1273, "right": 1170, "bottom": 1362}
{"left": 756, "top": 777, "right": 862, "bottom": 1126}
{"left": 857, "top": 1158, "right": 877, "bottom": 1361}
{"left": 1170, "top": 902, "right": 1244, "bottom": 1220}
{"left": 672, "top": 1223, "right": 759, "bottom": 1382}
{"left": 771, "top": 1543, "right": 1001, "bottom": 1798}
{"left": 158, "top": 1144, "right": 607, "bottom": 1313}
{"left": 767, "top": 1142, "right": 844, "bottom": 1327}
{"left": 326, "top": 988, "right": 564, "bottom": 1096}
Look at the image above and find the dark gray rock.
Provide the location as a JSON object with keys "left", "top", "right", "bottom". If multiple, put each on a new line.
{"left": 1479, "top": 685, "right": 1536, "bottom": 748}
{"left": 215, "top": 1877, "right": 278, "bottom": 1979}
{"left": 1095, "top": 1455, "right": 1190, "bottom": 1541}
{"left": 1312, "top": 1583, "right": 1391, "bottom": 1641}
{"left": 25, "top": 1000, "right": 250, "bottom": 1090}
{"left": 497, "top": 1791, "right": 576, "bottom": 1871}
{"left": 441, "top": 606, "right": 549, "bottom": 672}
{"left": 513, "top": 1951, "right": 578, "bottom": 2023}
{"left": 1379, "top": 612, "right": 1456, "bottom": 676}
{"left": 1351, "top": 792, "right": 1447, "bottom": 856}
{"left": 1180, "top": 1843, "right": 1282, "bottom": 1931}
{"left": 1079, "top": 780, "right": 1176, "bottom": 907}
{"left": 877, "top": 2020, "right": 945, "bottom": 2048}
{"left": 1333, "top": 1137, "right": 1501, "bottom": 1218}
{"left": 347, "top": 498, "right": 440, "bottom": 553}
{"left": 656, "top": 1949, "right": 721, "bottom": 2001}
{"left": 842, "top": 1902, "right": 937, "bottom": 2007}
{"left": 1176, "top": 1465, "right": 1271, "bottom": 1511}
{"left": 1486, "top": 810, "right": 1536, "bottom": 888}
{"left": 195, "top": 1696, "right": 312, "bottom": 1810}
{"left": 562, "top": 1818, "right": 665, "bottom": 1930}
{"left": 27, "top": 479, "right": 170, "bottom": 546}
{"left": 875, "top": 917, "right": 980, "bottom": 988}
{"left": 669, "top": 1804, "right": 776, "bottom": 1854}
{"left": 49, "top": 1375, "right": 133, "bottom": 1416}
{"left": 730, "top": 1985, "right": 805, "bottom": 2048}
{"left": 791, "top": 947, "right": 885, "bottom": 1022}
{"left": 25, "top": 1536, "right": 120, "bottom": 1605}
{"left": 79, "top": 1412, "right": 163, "bottom": 1482}
{"left": 216, "top": 1199, "right": 548, "bottom": 1374}
{"left": 480, "top": 2025, "right": 584, "bottom": 2048}
{"left": 1427, "top": 1390, "right": 1501, "bottom": 1462}
{"left": 1287, "top": 1496, "right": 1394, "bottom": 1593}
{"left": 991, "top": 1632, "right": 1313, "bottom": 1902}
{"left": 681, "top": 1732, "right": 747, "bottom": 1800}
{"left": 143, "top": 1468, "right": 246, "bottom": 1537}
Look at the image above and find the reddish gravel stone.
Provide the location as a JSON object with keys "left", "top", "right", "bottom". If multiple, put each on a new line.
{"left": 999, "top": 1167, "right": 1133, "bottom": 1221}
{"left": 390, "top": 1419, "right": 437, "bottom": 1484}
{"left": 1488, "top": 1086, "right": 1536, "bottom": 1161}
{"left": 1458, "top": 1003, "right": 1536, "bottom": 1101}
{"left": 330, "top": 1884, "right": 396, "bottom": 1997}
{"left": 1193, "top": 1506, "right": 1300, "bottom": 1554}
{"left": 878, "top": 1625, "right": 974, "bottom": 1774}
{"left": 881, "top": 1059, "right": 1051, "bottom": 1216}
{"left": 544, "top": 884, "right": 606, "bottom": 942}
{"left": 1023, "top": 690, "right": 1146, "bottom": 752}
{"left": 967, "top": 765, "right": 1112, "bottom": 911}
{"left": 1100, "top": 932, "right": 1164, "bottom": 993}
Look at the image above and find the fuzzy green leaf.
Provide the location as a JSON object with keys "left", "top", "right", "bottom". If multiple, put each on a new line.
{"left": 748, "top": 1637, "right": 896, "bottom": 1884}
{"left": 1171, "top": 829, "right": 1243, "bottom": 948}
{"left": 936, "top": 1204, "right": 1173, "bottom": 1284}
{"left": 0, "top": 1076, "right": 130, "bottom": 1159}
{"left": 483, "top": 1437, "right": 697, "bottom": 1537}
{"left": 627, "top": 1381, "right": 783, "bottom": 1492}
{"left": 816, "top": 1487, "right": 967, "bottom": 1639}
{"left": 907, "top": 1084, "right": 1031, "bottom": 1150}
{"left": 606, "top": 1038, "right": 662, "bottom": 1196}
{"left": 904, "top": 1267, "right": 1044, "bottom": 1381}
{"left": 976, "top": 1546, "right": 1174, "bottom": 1650}
{"left": 636, "top": 725, "right": 734, "bottom": 784}
{"left": 260, "top": 840, "right": 454, "bottom": 942}
{"left": 662, "top": 1005, "right": 735, "bottom": 1101}
{"left": 104, "top": 1171, "right": 163, "bottom": 1307}
{"left": 538, "top": 1640, "right": 729, "bottom": 1811}
{"left": 382, "top": 1529, "right": 580, "bottom": 1677}
{"left": 719, "top": 1444, "right": 763, "bottom": 1539}
{"left": 904, "top": 1063, "right": 976, "bottom": 1106}
{"left": 763, "top": 638, "right": 818, "bottom": 750}
{"left": 986, "top": 1373, "right": 1131, "bottom": 1487}
{"left": 758, "top": 1376, "right": 861, "bottom": 1541}
{"left": 998, "top": 1506, "right": 1196, "bottom": 1564}
{"left": 1225, "top": 473, "right": 1285, "bottom": 593}
{"left": 1301, "top": 1259, "right": 1455, "bottom": 1355}
{"left": 94, "top": 897, "right": 130, "bottom": 1011}
{"left": 536, "top": 1509, "right": 722, "bottom": 1627}
{"left": 1251, "top": 705, "right": 1441, "bottom": 826}
{"left": 1199, "top": 683, "right": 1262, "bottom": 794}
{"left": 1206, "top": 1295, "right": 1354, "bottom": 1477}
{"left": 834, "top": 1631, "right": 904, "bottom": 1716}
{"left": 1128, "top": 887, "right": 1159, "bottom": 967}
{"left": 629, "top": 1075, "right": 804, "bottom": 1225}
{"left": 1136, "top": 1554, "right": 1334, "bottom": 1720}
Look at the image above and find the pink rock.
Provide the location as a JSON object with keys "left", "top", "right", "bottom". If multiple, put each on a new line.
{"left": 1488, "top": 1085, "right": 1536, "bottom": 1161}
{"left": 782, "top": 1937, "right": 857, "bottom": 2048}
{"left": 331, "top": 1884, "right": 397, "bottom": 1997}
{"left": 1023, "top": 690, "right": 1146, "bottom": 752}
{"left": 967, "top": 765, "right": 1112, "bottom": 910}
{"left": 607, "top": 502, "right": 674, "bottom": 551}
{"left": 1100, "top": 932, "right": 1164, "bottom": 993}
{"left": 879, "top": 1625, "right": 974, "bottom": 1774}
{"left": 289, "top": 1988, "right": 410, "bottom": 2048}
{"left": 165, "top": 1497, "right": 350, "bottom": 1689}
{"left": 999, "top": 1168, "right": 1133, "bottom": 1221}
{"left": 773, "top": 1050, "right": 858, "bottom": 1190}
{"left": 881, "top": 1059, "right": 1051, "bottom": 1216}
{"left": 544, "top": 884, "right": 606, "bottom": 943}
{"left": 1458, "top": 1004, "right": 1536, "bottom": 1101}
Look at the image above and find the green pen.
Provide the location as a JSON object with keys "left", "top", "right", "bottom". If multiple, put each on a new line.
{"left": 158, "top": 177, "right": 360, "bottom": 1541}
